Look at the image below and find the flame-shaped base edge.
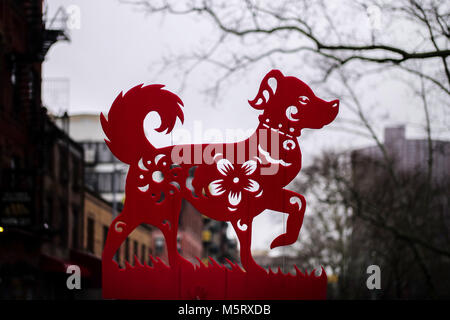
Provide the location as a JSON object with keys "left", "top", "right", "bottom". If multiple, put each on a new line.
{"left": 103, "top": 256, "right": 327, "bottom": 300}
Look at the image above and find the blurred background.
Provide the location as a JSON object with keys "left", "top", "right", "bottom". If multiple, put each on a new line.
{"left": 0, "top": 0, "right": 448, "bottom": 299}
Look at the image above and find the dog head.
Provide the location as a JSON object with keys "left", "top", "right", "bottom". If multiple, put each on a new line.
{"left": 249, "top": 69, "right": 339, "bottom": 136}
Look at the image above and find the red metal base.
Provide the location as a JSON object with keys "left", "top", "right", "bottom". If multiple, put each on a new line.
{"left": 103, "top": 256, "right": 327, "bottom": 300}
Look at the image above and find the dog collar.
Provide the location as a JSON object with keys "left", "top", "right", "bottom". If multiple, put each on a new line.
{"left": 259, "top": 121, "right": 297, "bottom": 139}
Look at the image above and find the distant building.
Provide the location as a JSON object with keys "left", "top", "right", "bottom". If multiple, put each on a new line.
{"left": 349, "top": 125, "right": 450, "bottom": 298}
{"left": 202, "top": 218, "right": 238, "bottom": 265}
{"left": 352, "top": 126, "right": 450, "bottom": 186}
{"left": 56, "top": 113, "right": 127, "bottom": 210}
{"left": 178, "top": 200, "right": 204, "bottom": 262}
{"left": 152, "top": 200, "right": 204, "bottom": 264}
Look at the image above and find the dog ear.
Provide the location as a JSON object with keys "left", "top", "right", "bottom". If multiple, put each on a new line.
{"left": 249, "top": 69, "right": 284, "bottom": 110}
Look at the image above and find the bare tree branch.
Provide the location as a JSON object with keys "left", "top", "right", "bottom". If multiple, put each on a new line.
{"left": 125, "top": 0, "right": 450, "bottom": 101}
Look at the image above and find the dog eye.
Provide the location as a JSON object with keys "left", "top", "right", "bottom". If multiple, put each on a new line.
{"left": 298, "top": 96, "right": 309, "bottom": 105}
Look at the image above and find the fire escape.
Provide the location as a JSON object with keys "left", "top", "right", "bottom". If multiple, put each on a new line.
{"left": 40, "top": 4, "right": 70, "bottom": 59}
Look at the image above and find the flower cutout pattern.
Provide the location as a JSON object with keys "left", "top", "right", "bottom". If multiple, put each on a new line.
{"left": 208, "top": 158, "right": 263, "bottom": 211}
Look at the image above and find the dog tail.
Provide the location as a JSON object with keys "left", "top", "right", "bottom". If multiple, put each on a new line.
{"left": 100, "top": 84, "right": 184, "bottom": 165}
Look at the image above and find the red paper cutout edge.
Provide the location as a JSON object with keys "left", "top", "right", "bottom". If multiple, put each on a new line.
{"left": 101, "top": 69, "right": 339, "bottom": 299}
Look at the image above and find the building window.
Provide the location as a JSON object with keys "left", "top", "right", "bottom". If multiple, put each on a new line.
{"left": 133, "top": 240, "right": 138, "bottom": 262}
{"left": 119, "top": 172, "right": 127, "bottom": 192}
{"left": 59, "top": 145, "right": 69, "bottom": 184}
{"left": 87, "top": 217, "right": 94, "bottom": 253}
{"left": 10, "top": 55, "right": 17, "bottom": 86}
{"left": 71, "top": 206, "right": 79, "bottom": 249}
{"left": 117, "top": 246, "right": 122, "bottom": 265}
{"left": 113, "top": 171, "right": 126, "bottom": 193}
{"left": 27, "top": 70, "right": 34, "bottom": 101}
{"left": 84, "top": 142, "right": 97, "bottom": 164}
{"left": 45, "top": 144, "right": 54, "bottom": 175}
{"left": 141, "top": 244, "right": 146, "bottom": 263}
{"left": 103, "top": 225, "right": 109, "bottom": 250}
{"left": 72, "top": 156, "right": 81, "bottom": 192}
{"left": 44, "top": 197, "right": 53, "bottom": 226}
{"left": 177, "top": 236, "right": 182, "bottom": 254}
{"left": 60, "top": 201, "right": 68, "bottom": 246}
{"left": 85, "top": 170, "right": 98, "bottom": 192}
{"left": 98, "top": 172, "right": 112, "bottom": 193}
{"left": 155, "top": 237, "right": 164, "bottom": 256}
{"left": 10, "top": 55, "right": 20, "bottom": 117}
{"left": 125, "top": 238, "right": 130, "bottom": 262}
{"left": 98, "top": 143, "right": 112, "bottom": 163}
{"left": 10, "top": 155, "right": 20, "bottom": 170}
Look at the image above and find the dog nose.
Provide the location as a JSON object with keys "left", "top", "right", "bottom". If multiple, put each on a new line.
{"left": 331, "top": 100, "right": 339, "bottom": 108}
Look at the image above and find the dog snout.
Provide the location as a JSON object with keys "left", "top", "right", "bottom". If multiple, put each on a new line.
{"left": 330, "top": 99, "right": 339, "bottom": 108}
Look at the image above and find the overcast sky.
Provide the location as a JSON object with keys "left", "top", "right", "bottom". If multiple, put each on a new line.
{"left": 42, "top": 0, "right": 448, "bottom": 255}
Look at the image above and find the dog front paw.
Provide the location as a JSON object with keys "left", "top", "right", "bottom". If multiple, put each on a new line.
{"left": 270, "top": 233, "right": 297, "bottom": 249}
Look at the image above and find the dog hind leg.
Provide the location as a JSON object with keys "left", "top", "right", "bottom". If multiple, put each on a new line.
{"left": 102, "top": 206, "right": 141, "bottom": 264}
{"left": 157, "top": 197, "right": 192, "bottom": 268}
{"left": 231, "top": 219, "right": 266, "bottom": 274}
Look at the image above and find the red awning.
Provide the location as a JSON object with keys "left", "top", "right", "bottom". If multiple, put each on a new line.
{"left": 70, "top": 249, "right": 102, "bottom": 287}
{"left": 40, "top": 254, "right": 91, "bottom": 277}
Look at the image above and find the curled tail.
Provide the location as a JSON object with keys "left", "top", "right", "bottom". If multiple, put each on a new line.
{"left": 100, "top": 84, "right": 184, "bottom": 164}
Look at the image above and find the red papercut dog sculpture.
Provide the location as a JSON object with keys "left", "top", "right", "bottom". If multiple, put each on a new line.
{"left": 101, "top": 69, "right": 339, "bottom": 299}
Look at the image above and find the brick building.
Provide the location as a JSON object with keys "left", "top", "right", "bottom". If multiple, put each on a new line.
{"left": 80, "top": 188, "right": 153, "bottom": 297}
{"left": 0, "top": 0, "right": 95, "bottom": 299}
